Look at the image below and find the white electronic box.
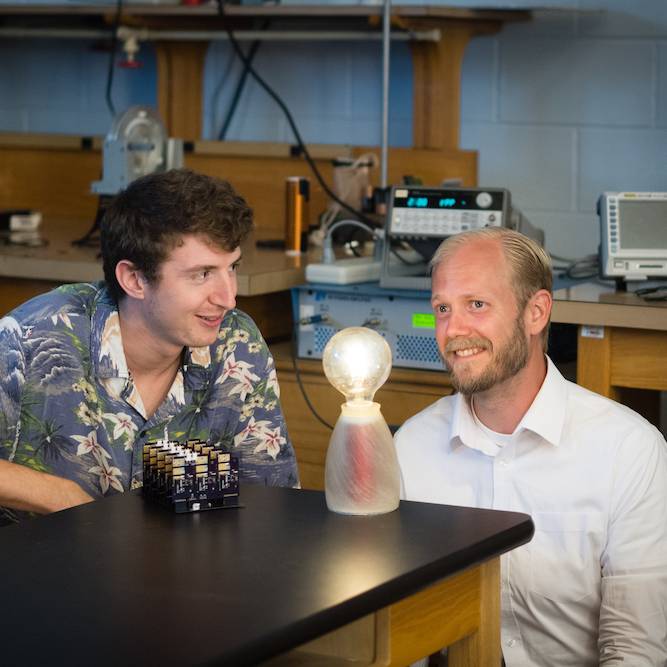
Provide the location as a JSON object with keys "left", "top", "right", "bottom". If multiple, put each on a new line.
{"left": 598, "top": 192, "right": 667, "bottom": 281}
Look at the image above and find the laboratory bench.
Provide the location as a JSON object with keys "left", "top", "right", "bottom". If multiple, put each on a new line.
{"left": 0, "top": 217, "right": 306, "bottom": 340}
{"left": 0, "top": 485, "right": 534, "bottom": 666}
{"left": 552, "top": 282, "right": 667, "bottom": 427}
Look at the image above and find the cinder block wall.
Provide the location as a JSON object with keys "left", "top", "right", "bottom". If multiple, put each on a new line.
{"left": 0, "top": 38, "right": 157, "bottom": 134}
{"left": 458, "top": 2, "right": 667, "bottom": 258}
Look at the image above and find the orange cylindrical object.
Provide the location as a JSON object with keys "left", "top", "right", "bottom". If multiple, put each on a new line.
{"left": 285, "top": 176, "right": 309, "bottom": 255}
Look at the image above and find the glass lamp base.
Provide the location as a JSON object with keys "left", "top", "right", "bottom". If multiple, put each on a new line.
{"left": 324, "top": 401, "right": 400, "bottom": 515}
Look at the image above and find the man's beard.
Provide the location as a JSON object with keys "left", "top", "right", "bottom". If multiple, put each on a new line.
{"left": 444, "top": 314, "right": 529, "bottom": 396}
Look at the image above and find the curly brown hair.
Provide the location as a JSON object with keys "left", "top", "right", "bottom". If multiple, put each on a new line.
{"left": 100, "top": 168, "right": 253, "bottom": 302}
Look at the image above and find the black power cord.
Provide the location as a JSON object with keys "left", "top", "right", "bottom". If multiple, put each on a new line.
{"left": 550, "top": 253, "right": 600, "bottom": 280}
{"left": 290, "top": 318, "right": 334, "bottom": 431}
{"left": 215, "top": 0, "right": 379, "bottom": 229}
{"left": 218, "top": 22, "right": 269, "bottom": 140}
{"left": 105, "top": 0, "right": 123, "bottom": 117}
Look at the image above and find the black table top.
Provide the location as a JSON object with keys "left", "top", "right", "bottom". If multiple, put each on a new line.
{"left": 1, "top": 486, "right": 533, "bottom": 666}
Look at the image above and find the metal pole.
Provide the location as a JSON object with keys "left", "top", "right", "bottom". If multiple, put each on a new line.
{"left": 380, "top": 0, "right": 391, "bottom": 189}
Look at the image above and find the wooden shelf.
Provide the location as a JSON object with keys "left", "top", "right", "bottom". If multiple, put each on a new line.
{"left": 0, "top": 3, "right": 529, "bottom": 21}
{"left": 0, "top": 4, "right": 528, "bottom": 143}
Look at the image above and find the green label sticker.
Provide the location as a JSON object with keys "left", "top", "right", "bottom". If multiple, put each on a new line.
{"left": 412, "top": 313, "right": 435, "bottom": 329}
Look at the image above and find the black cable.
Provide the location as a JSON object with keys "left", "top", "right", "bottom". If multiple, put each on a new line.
{"left": 340, "top": 226, "right": 367, "bottom": 257}
{"left": 218, "top": 40, "right": 261, "bottom": 140}
{"left": 105, "top": 0, "right": 123, "bottom": 117}
{"left": 218, "top": 25, "right": 268, "bottom": 140}
{"left": 390, "top": 244, "right": 429, "bottom": 266}
{"left": 551, "top": 253, "right": 600, "bottom": 280}
{"left": 72, "top": 195, "right": 111, "bottom": 248}
{"left": 215, "top": 0, "right": 379, "bottom": 228}
{"left": 290, "top": 321, "right": 334, "bottom": 431}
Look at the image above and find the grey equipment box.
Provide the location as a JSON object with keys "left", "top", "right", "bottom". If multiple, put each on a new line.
{"left": 381, "top": 185, "right": 511, "bottom": 291}
{"left": 291, "top": 283, "right": 445, "bottom": 372}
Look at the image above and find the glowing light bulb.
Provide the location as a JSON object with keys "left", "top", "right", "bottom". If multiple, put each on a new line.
{"left": 322, "top": 327, "right": 392, "bottom": 404}
{"left": 322, "top": 327, "right": 400, "bottom": 515}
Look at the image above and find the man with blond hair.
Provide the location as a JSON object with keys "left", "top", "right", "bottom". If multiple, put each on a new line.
{"left": 395, "top": 227, "right": 667, "bottom": 666}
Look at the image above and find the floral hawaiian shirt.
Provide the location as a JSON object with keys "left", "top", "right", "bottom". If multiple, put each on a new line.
{"left": 0, "top": 282, "right": 299, "bottom": 525}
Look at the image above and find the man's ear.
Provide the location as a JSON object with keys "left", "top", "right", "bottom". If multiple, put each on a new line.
{"left": 525, "top": 289, "right": 552, "bottom": 338}
{"left": 115, "top": 260, "right": 147, "bottom": 300}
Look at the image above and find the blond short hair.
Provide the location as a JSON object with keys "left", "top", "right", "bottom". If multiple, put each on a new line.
{"left": 430, "top": 227, "right": 553, "bottom": 346}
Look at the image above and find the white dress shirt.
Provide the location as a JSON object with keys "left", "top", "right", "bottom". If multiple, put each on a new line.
{"left": 395, "top": 357, "right": 667, "bottom": 666}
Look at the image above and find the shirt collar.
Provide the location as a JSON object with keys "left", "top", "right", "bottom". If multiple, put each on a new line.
{"left": 516, "top": 356, "right": 567, "bottom": 447}
{"left": 449, "top": 355, "right": 568, "bottom": 453}
{"left": 450, "top": 393, "right": 501, "bottom": 456}
{"left": 91, "top": 287, "right": 127, "bottom": 379}
{"left": 182, "top": 346, "right": 212, "bottom": 391}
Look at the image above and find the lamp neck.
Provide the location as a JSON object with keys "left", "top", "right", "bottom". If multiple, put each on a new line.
{"left": 340, "top": 401, "right": 381, "bottom": 419}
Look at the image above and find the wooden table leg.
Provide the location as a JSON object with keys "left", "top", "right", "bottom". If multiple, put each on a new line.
{"left": 448, "top": 559, "right": 501, "bottom": 667}
{"left": 267, "top": 559, "right": 501, "bottom": 666}
{"left": 388, "top": 565, "right": 483, "bottom": 666}
{"left": 576, "top": 325, "right": 620, "bottom": 400}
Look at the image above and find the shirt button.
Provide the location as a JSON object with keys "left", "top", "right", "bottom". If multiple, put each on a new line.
{"left": 499, "top": 460, "right": 508, "bottom": 467}
{"left": 506, "top": 638, "right": 518, "bottom": 648}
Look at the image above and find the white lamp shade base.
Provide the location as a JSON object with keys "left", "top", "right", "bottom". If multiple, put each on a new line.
{"left": 324, "top": 401, "right": 400, "bottom": 515}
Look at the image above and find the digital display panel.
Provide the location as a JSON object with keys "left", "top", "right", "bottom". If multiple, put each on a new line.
{"left": 618, "top": 200, "right": 667, "bottom": 249}
{"left": 412, "top": 313, "right": 435, "bottom": 329}
{"left": 406, "top": 196, "right": 460, "bottom": 209}
{"left": 394, "top": 188, "right": 504, "bottom": 212}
